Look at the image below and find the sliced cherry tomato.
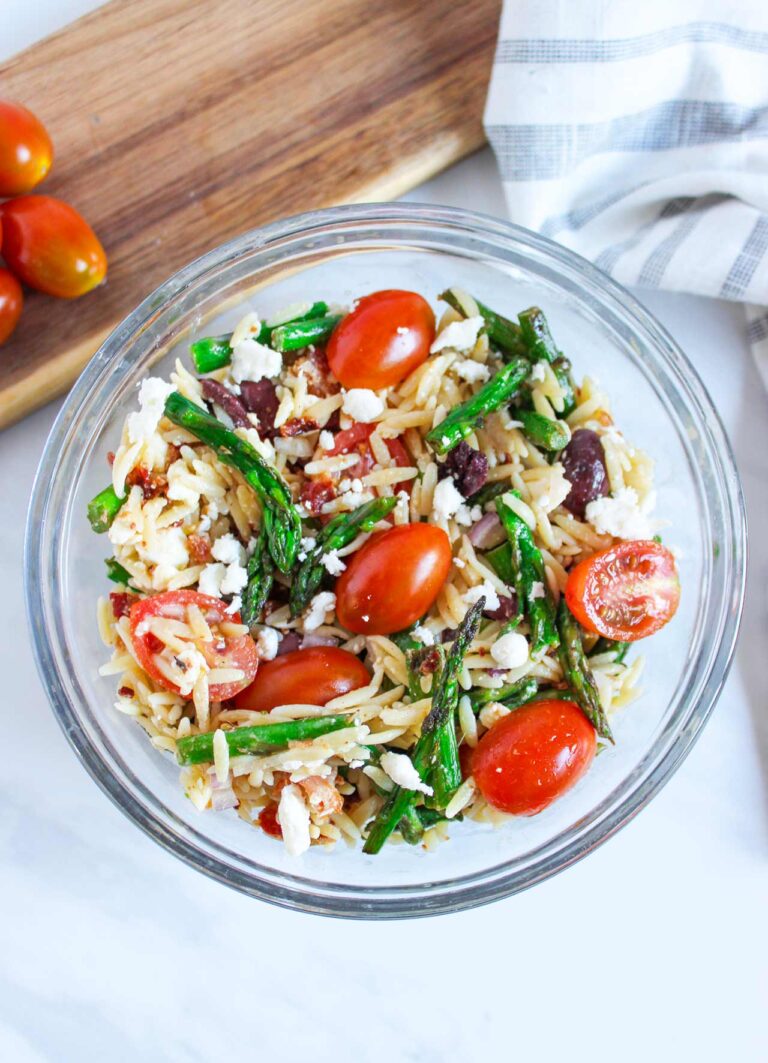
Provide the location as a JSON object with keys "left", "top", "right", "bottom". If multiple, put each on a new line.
{"left": 129, "top": 590, "right": 259, "bottom": 701}
{"left": 327, "top": 289, "right": 435, "bottom": 389}
{"left": 0, "top": 101, "right": 53, "bottom": 196}
{"left": 329, "top": 422, "right": 411, "bottom": 480}
{"left": 335, "top": 523, "right": 451, "bottom": 635}
{"left": 0, "top": 195, "right": 107, "bottom": 298}
{"left": 471, "top": 699, "right": 596, "bottom": 815}
{"left": 259, "top": 803, "right": 283, "bottom": 838}
{"left": 565, "top": 540, "right": 680, "bottom": 642}
{"left": 235, "top": 646, "right": 370, "bottom": 712}
{"left": 0, "top": 268, "right": 23, "bottom": 345}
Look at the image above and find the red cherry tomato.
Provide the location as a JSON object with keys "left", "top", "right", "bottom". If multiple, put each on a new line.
{"left": 329, "top": 421, "right": 411, "bottom": 479}
{"left": 0, "top": 100, "right": 53, "bottom": 196}
{"left": 0, "top": 268, "right": 23, "bottom": 345}
{"left": 565, "top": 540, "right": 680, "bottom": 642}
{"left": 0, "top": 195, "right": 107, "bottom": 298}
{"left": 471, "top": 699, "right": 596, "bottom": 815}
{"left": 335, "top": 523, "right": 451, "bottom": 635}
{"left": 327, "top": 289, "right": 435, "bottom": 389}
{"left": 235, "top": 646, "right": 370, "bottom": 712}
{"left": 259, "top": 803, "right": 283, "bottom": 838}
{"left": 129, "top": 590, "right": 259, "bottom": 701}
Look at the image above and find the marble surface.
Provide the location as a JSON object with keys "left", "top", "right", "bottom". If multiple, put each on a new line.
{"left": 2, "top": 5, "right": 767, "bottom": 1061}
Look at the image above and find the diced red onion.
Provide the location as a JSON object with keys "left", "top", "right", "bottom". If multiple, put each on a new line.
{"left": 467, "top": 512, "right": 505, "bottom": 549}
{"left": 276, "top": 632, "right": 302, "bottom": 655}
{"left": 300, "top": 633, "right": 340, "bottom": 650}
{"left": 211, "top": 786, "right": 239, "bottom": 811}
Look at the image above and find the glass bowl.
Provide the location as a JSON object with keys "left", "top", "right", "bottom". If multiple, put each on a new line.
{"left": 25, "top": 203, "right": 746, "bottom": 918}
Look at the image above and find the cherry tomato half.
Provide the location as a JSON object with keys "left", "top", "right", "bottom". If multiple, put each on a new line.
{"left": 0, "top": 100, "right": 53, "bottom": 196}
{"left": 235, "top": 646, "right": 370, "bottom": 712}
{"left": 0, "top": 195, "right": 107, "bottom": 298}
{"left": 335, "top": 523, "right": 451, "bottom": 635}
{"left": 565, "top": 540, "right": 680, "bottom": 642}
{"left": 258, "top": 803, "right": 283, "bottom": 838}
{"left": 327, "top": 289, "right": 435, "bottom": 389}
{"left": 0, "top": 268, "right": 23, "bottom": 345}
{"left": 129, "top": 590, "right": 259, "bottom": 701}
{"left": 329, "top": 421, "right": 411, "bottom": 480}
{"left": 471, "top": 699, "right": 596, "bottom": 815}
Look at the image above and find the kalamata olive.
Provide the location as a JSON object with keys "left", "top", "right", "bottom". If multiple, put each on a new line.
{"left": 561, "top": 429, "right": 609, "bottom": 517}
{"left": 439, "top": 440, "right": 488, "bottom": 498}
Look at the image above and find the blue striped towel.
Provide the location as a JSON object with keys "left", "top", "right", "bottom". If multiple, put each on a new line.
{"left": 484, "top": 4, "right": 768, "bottom": 385}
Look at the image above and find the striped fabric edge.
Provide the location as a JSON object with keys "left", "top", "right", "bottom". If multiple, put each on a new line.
{"left": 746, "top": 307, "right": 768, "bottom": 388}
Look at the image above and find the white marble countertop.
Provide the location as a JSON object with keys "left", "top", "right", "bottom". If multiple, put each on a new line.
{"left": 2, "top": 6, "right": 767, "bottom": 1062}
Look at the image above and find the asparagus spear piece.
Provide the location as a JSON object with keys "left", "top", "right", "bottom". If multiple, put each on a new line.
{"left": 439, "top": 288, "right": 526, "bottom": 357}
{"left": 190, "top": 302, "right": 329, "bottom": 373}
{"left": 240, "top": 527, "right": 274, "bottom": 627}
{"left": 105, "top": 557, "right": 135, "bottom": 587}
{"left": 398, "top": 805, "right": 425, "bottom": 845}
{"left": 466, "top": 479, "right": 510, "bottom": 508}
{"left": 164, "top": 392, "right": 301, "bottom": 573}
{"left": 517, "top": 409, "right": 570, "bottom": 452}
{"left": 470, "top": 676, "right": 538, "bottom": 711}
{"left": 176, "top": 714, "right": 350, "bottom": 765}
{"left": 289, "top": 496, "right": 397, "bottom": 617}
{"left": 518, "top": 307, "right": 561, "bottom": 364}
{"left": 271, "top": 314, "right": 342, "bottom": 353}
{"left": 426, "top": 358, "right": 530, "bottom": 454}
{"left": 363, "top": 601, "right": 484, "bottom": 853}
{"left": 87, "top": 485, "right": 126, "bottom": 533}
{"left": 486, "top": 538, "right": 525, "bottom": 628}
{"left": 552, "top": 356, "right": 577, "bottom": 417}
{"left": 495, "top": 497, "right": 559, "bottom": 656}
{"left": 556, "top": 599, "right": 613, "bottom": 742}
{"left": 590, "top": 637, "right": 630, "bottom": 664}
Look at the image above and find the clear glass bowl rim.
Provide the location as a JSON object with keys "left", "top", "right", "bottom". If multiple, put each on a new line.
{"left": 25, "top": 202, "right": 746, "bottom": 919}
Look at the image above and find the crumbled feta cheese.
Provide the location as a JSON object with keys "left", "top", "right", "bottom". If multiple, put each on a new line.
{"left": 490, "top": 631, "right": 530, "bottom": 669}
{"left": 220, "top": 561, "right": 248, "bottom": 596}
{"left": 342, "top": 388, "right": 384, "bottom": 423}
{"left": 230, "top": 337, "right": 282, "bottom": 384}
{"left": 464, "top": 580, "right": 501, "bottom": 612}
{"left": 254, "top": 627, "right": 280, "bottom": 661}
{"left": 229, "top": 312, "right": 262, "bottom": 348}
{"left": 278, "top": 784, "right": 311, "bottom": 856}
{"left": 530, "top": 581, "right": 546, "bottom": 600}
{"left": 479, "top": 702, "right": 511, "bottom": 730}
{"left": 432, "top": 477, "right": 465, "bottom": 522}
{"left": 318, "top": 430, "right": 335, "bottom": 451}
{"left": 529, "top": 360, "right": 547, "bottom": 383}
{"left": 454, "top": 359, "right": 490, "bottom": 384}
{"left": 380, "top": 751, "right": 433, "bottom": 795}
{"left": 143, "top": 526, "right": 189, "bottom": 570}
{"left": 321, "top": 550, "right": 346, "bottom": 576}
{"left": 211, "top": 533, "right": 246, "bottom": 566}
{"left": 412, "top": 624, "right": 435, "bottom": 646}
{"left": 174, "top": 646, "right": 208, "bottom": 698}
{"left": 304, "top": 591, "right": 336, "bottom": 631}
{"left": 430, "top": 315, "right": 483, "bottom": 354}
{"left": 225, "top": 595, "right": 242, "bottom": 615}
{"left": 454, "top": 503, "right": 483, "bottom": 528}
{"left": 198, "top": 562, "right": 226, "bottom": 598}
{"left": 585, "top": 487, "right": 654, "bottom": 540}
{"left": 126, "top": 377, "right": 175, "bottom": 445}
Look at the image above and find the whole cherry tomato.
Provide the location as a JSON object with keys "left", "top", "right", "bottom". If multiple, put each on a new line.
{"left": 565, "top": 540, "right": 680, "bottom": 642}
{"left": 335, "top": 523, "right": 452, "bottom": 635}
{"left": 0, "top": 268, "right": 23, "bottom": 345}
{"left": 129, "top": 590, "right": 259, "bottom": 701}
{"left": 471, "top": 699, "right": 596, "bottom": 815}
{"left": 0, "top": 100, "right": 53, "bottom": 196}
{"left": 235, "top": 646, "right": 370, "bottom": 712}
{"left": 327, "top": 289, "right": 435, "bottom": 389}
{"left": 0, "top": 195, "right": 107, "bottom": 298}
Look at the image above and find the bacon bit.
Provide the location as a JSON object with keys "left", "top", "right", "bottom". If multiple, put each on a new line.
{"left": 187, "top": 533, "right": 213, "bottom": 564}
{"left": 258, "top": 803, "right": 282, "bottom": 838}
{"left": 298, "top": 775, "right": 344, "bottom": 819}
{"left": 106, "top": 451, "right": 115, "bottom": 467}
{"left": 300, "top": 478, "right": 335, "bottom": 514}
{"left": 109, "top": 592, "right": 137, "bottom": 619}
{"left": 117, "top": 685, "right": 134, "bottom": 698}
{"left": 294, "top": 348, "right": 340, "bottom": 397}
{"left": 279, "top": 416, "right": 320, "bottom": 437}
{"left": 145, "top": 632, "right": 165, "bottom": 654}
{"left": 125, "top": 465, "right": 168, "bottom": 500}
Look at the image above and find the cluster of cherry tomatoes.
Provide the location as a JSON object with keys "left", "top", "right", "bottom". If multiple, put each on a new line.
{"left": 0, "top": 100, "right": 108, "bottom": 345}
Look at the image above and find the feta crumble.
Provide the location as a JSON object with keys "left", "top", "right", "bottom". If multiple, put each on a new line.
{"left": 380, "top": 751, "right": 433, "bottom": 795}
{"left": 453, "top": 358, "right": 490, "bottom": 384}
{"left": 490, "top": 632, "right": 529, "bottom": 669}
{"left": 198, "top": 562, "right": 225, "bottom": 598}
{"left": 342, "top": 388, "right": 384, "bottom": 423}
{"left": 230, "top": 337, "right": 282, "bottom": 384}
{"left": 126, "top": 377, "right": 175, "bottom": 445}
{"left": 321, "top": 551, "right": 346, "bottom": 576}
{"left": 585, "top": 487, "right": 654, "bottom": 540}
{"left": 412, "top": 624, "right": 435, "bottom": 647}
{"left": 432, "top": 477, "right": 465, "bottom": 522}
{"left": 254, "top": 627, "right": 280, "bottom": 661}
{"left": 464, "top": 580, "right": 501, "bottom": 613}
{"left": 529, "top": 360, "right": 547, "bottom": 383}
{"left": 220, "top": 561, "right": 248, "bottom": 596}
{"left": 278, "top": 784, "right": 311, "bottom": 856}
{"left": 530, "top": 581, "right": 546, "bottom": 600}
{"left": 318, "top": 430, "right": 335, "bottom": 451}
{"left": 430, "top": 315, "right": 483, "bottom": 354}
{"left": 304, "top": 591, "right": 336, "bottom": 632}
{"left": 211, "top": 533, "right": 246, "bottom": 566}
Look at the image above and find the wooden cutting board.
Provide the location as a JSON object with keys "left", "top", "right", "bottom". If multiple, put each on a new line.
{"left": 0, "top": 0, "right": 500, "bottom": 429}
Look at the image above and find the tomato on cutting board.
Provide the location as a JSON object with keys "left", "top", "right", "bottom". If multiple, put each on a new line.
{"left": 471, "top": 699, "right": 596, "bottom": 816}
{"left": 0, "top": 268, "right": 23, "bottom": 345}
{"left": 235, "top": 646, "right": 370, "bottom": 712}
{"left": 335, "top": 523, "right": 451, "bottom": 635}
{"left": 129, "top": 590, "right": 259, "bottom": 701}
{"left": 565, "top": 540, "right": 680, "bottom": 642}
{"left": 0, "top": 195, "right": 107, "bottom": 298}
{"left": 0, "top": 100, "right": 53, "bottom": 196}
{"left": 327, "top": 289, "right": 435, "bottom": 389}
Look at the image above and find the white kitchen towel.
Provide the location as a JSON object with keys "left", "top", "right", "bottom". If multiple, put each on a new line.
{"left": 484, "top": 2, "right": 768, "bottom": 386}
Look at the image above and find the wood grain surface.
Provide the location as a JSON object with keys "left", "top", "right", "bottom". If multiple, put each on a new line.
{"left": 0, "top": 0, "right": 500, "bottom": 429}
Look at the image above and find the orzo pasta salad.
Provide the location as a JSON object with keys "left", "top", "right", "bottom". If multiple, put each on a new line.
{"left": 90, "top": 288, "right": 680, "bottom": 855}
